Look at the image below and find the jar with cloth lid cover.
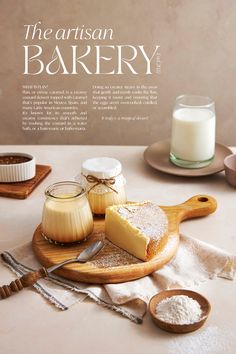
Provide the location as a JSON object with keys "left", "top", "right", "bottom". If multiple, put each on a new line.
{"left": 81, "top": 157, "right": 127, "bottom": 214}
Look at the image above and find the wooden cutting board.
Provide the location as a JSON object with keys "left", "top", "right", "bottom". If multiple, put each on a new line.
{"left": 0, "top": 165, "right": 51, "bottom": 199}
{"left": 32, "top": 195, "right": 217, "bottom": 284}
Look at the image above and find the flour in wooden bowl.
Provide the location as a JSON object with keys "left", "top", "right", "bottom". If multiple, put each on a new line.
{"left": 155, "top": 295, "right": 202, "bottom": 325}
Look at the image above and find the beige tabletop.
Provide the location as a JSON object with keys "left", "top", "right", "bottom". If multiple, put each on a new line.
{"left": 0, "top": 145, "right": 235, "bottom": 354}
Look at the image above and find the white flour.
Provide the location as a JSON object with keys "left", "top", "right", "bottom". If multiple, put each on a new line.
{"left": 156, "top": 295, "right": 202, "bottom": 325}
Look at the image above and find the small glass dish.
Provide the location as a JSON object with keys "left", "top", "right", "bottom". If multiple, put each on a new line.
{"left": 42, "top": 181, "right": 94, "bottom": 244}
{"left": 80, "top": 157, "right": 126, "bottom": 215}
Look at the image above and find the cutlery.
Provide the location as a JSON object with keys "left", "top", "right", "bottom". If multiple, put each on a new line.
{"left": 0, "top": 240, "right": 104, "bottom": 299}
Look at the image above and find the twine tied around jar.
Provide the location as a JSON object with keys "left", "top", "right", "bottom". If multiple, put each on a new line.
{"left": 82, "top": 174, "right": 119, "bottom": 194}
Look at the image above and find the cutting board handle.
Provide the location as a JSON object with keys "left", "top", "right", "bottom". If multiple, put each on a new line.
{"left": 175, "top": 194, "right": 217, "bottom": 222}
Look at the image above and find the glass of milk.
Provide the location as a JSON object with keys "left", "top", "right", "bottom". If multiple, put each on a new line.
{"left": 170, "top": 95, "right": 216, "bottom": 168}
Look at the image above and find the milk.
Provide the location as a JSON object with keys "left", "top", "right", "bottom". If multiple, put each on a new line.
{"left": 170, "top": 108, "right": 215, "bottom": 162}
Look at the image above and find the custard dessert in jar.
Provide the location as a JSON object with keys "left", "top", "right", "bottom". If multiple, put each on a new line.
{"left": 42, "top": 181, "right": 93, "bottom": 243}
{"left": 81, "top": 157, "right": 126, "bottom": 215}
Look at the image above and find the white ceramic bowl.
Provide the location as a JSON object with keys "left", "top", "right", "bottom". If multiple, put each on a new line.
{"left": 0, "top": 153, "right": 36, "bottom": 182}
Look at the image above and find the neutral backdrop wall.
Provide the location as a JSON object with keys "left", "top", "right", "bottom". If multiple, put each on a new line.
{"left": 0, "top": 0, "right": 235, "bottom": 145}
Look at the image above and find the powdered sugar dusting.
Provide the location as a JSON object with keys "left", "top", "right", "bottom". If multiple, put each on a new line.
{"left": 168, "top": 325, "right": 234, "bottom": 354}
{"left": 91, "top": 238, "right": 140, "bottom": 268}
{"left": 117, "top": 202, "right": 168, "bottom": 241}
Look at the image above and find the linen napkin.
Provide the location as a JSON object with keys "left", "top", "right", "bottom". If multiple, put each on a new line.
{"left": 1, "top": 234, "right": 236, "bottom": 324}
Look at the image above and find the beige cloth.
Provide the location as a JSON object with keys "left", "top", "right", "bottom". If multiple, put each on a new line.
{"left": 1, "top": 234, "right": 236, "bottom": 324}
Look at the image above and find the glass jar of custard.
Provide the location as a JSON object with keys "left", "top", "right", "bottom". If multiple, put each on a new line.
{"left": 41, "top": 181, "right": 93, "bottom": 243}
{"left": 81, "top": 157, "right": 126, "bottom": 215}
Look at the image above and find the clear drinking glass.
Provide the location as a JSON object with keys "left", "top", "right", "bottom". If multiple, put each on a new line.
{"left": 170, "top": 95, "right": 216, "bottom": 168}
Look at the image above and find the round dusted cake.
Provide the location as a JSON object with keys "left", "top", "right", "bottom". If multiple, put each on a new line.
{"left": 105, "top": 201, "right": 168, "bottom": 261}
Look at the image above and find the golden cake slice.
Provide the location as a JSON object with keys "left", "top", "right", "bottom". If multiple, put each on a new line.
{"left": 105, "top": 201, "right": 168, "bottom": 261}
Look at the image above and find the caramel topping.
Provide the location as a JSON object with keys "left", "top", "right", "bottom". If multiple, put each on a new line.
{"left": 0, "top": 155, "right": 31, "bottom": 165}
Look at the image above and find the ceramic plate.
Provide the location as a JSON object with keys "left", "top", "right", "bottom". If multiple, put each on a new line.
{"left": 144, "top": 140, "right": 232, "bottom": 177}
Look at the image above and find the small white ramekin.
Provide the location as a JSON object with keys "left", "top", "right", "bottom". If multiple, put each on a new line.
{"left": 0, "top": 153, "right": 36, "bottom": 183}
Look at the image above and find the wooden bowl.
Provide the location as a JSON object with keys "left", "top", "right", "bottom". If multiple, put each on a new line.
{"left": 149, "top": 289, "right": 211, "bottom": 333}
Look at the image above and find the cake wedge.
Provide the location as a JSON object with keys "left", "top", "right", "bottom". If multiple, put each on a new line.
{"left": 105, "top": 201, "right": 168, "bottom": 261}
